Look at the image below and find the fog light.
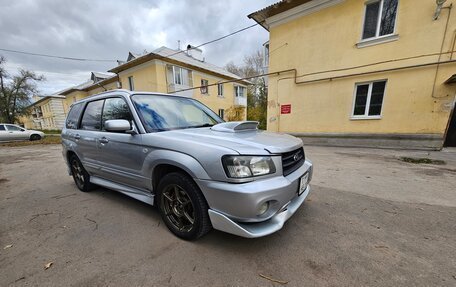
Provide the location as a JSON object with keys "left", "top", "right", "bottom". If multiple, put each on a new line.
{"left": 258, "top": 202, "right": 269, "bottom": 215}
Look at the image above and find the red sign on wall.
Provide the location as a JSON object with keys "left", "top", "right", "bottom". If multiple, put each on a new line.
{"left": 281, "top": 104, "right": 291, "bottom": 114}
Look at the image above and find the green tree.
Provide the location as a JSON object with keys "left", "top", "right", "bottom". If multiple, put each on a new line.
{"left": 225, "top": 50, "right": 267, "bottom": 129}
{"left": 0, "top": 56, "right": 44, "bottom": 123}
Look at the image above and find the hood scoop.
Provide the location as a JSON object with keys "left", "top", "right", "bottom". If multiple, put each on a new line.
{"left": 211, "top": 121, "right": 259, "bottom": 133}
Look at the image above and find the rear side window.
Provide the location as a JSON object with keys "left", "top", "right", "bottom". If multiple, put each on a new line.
{"left": 0, "top": 125, "right": 5, "bottom": 131}
{"left": 102, "top": 98, "right": 133, "bottom": 130}
{"left": 80, "top": 100, "right": 104, "bottom": 130}
{"left": 6, "top": 125, "right": 21, "bottom": 131}
{"left": 66, "top": 103, "right": 84, "bottom": 129}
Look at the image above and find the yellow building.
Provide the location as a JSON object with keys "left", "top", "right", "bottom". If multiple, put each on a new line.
{"left": 56, "top": 47, "right": 248, "bottom": 122}
{"left": 20, "top": 95, "right": 66, "bottom": 130}
{"left": 108, "top": 46, "right": 249, "bottom": 120}
{"left": 61, "top": 72, "right": 119, "bottom": 114}
{"left": 249, "top": 0, "right": 456, "bottom": 149}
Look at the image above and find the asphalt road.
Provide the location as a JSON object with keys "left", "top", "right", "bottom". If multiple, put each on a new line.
{"left": 1, "top": 144, "right": 455, "bottom": 286}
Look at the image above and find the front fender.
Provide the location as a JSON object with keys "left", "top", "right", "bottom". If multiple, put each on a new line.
{"left": 143, "top": 149, "right": 211, "bottom": 183}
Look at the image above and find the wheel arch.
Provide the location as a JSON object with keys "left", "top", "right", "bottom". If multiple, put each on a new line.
{"left": 146, "top": 150, "right": 211, "bottom": 191}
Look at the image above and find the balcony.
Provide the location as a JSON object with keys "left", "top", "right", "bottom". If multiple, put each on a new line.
{"left": 234, "top": 96, "right": 247, "bottom": 107}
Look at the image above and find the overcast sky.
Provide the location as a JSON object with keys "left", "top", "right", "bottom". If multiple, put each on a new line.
{"left": 0, "top": 0, "right": 276, "bottom": 95}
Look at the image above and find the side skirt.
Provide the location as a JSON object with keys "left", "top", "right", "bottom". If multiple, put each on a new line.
{"left": 90, "top": 176, "right": 155, "bottom": 206}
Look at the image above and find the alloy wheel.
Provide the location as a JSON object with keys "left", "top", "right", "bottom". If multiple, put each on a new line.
{"left": 160, "top": 184, "right": 195, "bottom": 232}
{"left": 71, "top": 159, "right": 85, "bottom": 189}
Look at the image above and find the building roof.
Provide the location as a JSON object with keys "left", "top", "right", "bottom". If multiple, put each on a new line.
{"left": 59, "top": 73, "right": 118, "bottom": 96}
{"left": 91, "top": 71, "right": 115, "bottom": 80}
{"left": 109, "top": 46, "right": 249, "bottom": 84}
{"left": 27, "top": 95, "right": 66, "bottom": 108}
{"left": 248, "top": 0, "right": 312, "bottom": 31}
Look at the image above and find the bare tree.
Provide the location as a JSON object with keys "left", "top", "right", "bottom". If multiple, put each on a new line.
{"left": 0, "top": 56, "right": 44, "bottom": 123}
{"left": 225, "top": 50, "right": 268, "bottom": 129}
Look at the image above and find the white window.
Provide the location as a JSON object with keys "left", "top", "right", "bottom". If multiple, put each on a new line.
{"left": 352, "top": 80, "right": 387, "bottom": 118}
{"left": 362, "top": 0, "right": 398, "bottom": 40}
{"left": 235, "top": 86, "right": 245, "bottom": 97}
{"left": 217, "top": 83, "right": 224, "bottom": 97}
{"left": 201, "top": 79, "right": 208, "bottom": 94}
{"left": 173, "top": 66, "right": 183, "bottom": 85}
{"left": 128, "top": 76, "right": 134, "bottom": 91}
{"left": 167, "top": 65, "right": 192, "bottom": 87}
{"left": 218, "top": 109, "right": 225, "bottom": 119}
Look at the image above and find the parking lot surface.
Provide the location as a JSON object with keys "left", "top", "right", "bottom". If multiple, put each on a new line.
{"left": 1, "top": 144, "right": 455, "bottom": 286}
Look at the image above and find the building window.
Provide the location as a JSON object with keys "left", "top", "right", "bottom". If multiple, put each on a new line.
{"left": 173, "top": 66, "right": 183, "bottom": 85}
{"left": 235, "top": 86, "right": 245, "bottom": 97}
{"left": 218, "top": 109, "right": 225, "bottom": 119}
{"left": 128, "top": 76, "right": 134, "bottom": 91}
{"left": 167, "top": 65, "right": 192, "bottom": 87}
{"left": 217, "top": 83, "right": 224, "bottom": 97}
{"left": 352, "top": 80, "right": 387, "bottom": 118}
{"left": 201, "top": 79, "right": 209, "bottom": 94}
{"left": 362, "top": 0, "right": 398, "bottom": 40}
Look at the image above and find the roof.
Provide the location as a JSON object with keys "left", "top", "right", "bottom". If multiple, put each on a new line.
{"left": 91, "top": 71, "right": 115, "bottom": 80}
{"left": 248, "top": 0, "right": 312, "bottom": 31}
{"left": 60, "top": 74, "right": 118, "bottom": 96}
{"left": 109, "top": 46, "right": 249, "bottom": 84}
{"left": 27, "top": 95, "right": 66, "bottom": 108}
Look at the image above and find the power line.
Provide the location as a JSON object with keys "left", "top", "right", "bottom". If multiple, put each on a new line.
{"left": 0, "top": 23, "right": 259, "bottom": 63}
{"left": 166, "top": 23, "right": 259, "bottom": 58}
{"left": 170, "top": 51, "right": 456, "bottom": 94}
{"left": 0, "top": 48, "right": 117, "bottom": 62}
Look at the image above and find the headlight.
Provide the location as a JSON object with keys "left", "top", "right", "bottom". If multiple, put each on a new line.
{"left": 222, "top": 156, "right": 276, "bottom": 178}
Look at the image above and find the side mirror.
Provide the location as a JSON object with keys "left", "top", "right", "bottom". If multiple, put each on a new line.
{"left": 105, "top": 119, "right": 133, "bottom": 133}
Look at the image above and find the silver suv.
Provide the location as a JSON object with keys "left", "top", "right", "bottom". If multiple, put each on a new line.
{"left": 62, "top": 90, "right": 312, "bottom": 240}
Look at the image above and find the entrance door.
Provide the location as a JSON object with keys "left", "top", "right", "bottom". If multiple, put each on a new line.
{"left": 444, "top": 106, "right": 456, "bottom": 147}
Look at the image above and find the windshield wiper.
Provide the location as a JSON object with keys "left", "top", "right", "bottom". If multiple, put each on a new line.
{"left": 185, "top": 123, "right": 214, "bottom": 129}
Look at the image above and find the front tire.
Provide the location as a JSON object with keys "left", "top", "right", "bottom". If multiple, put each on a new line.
{"left": 30, "top": 134, "right": 41, "bottom": 141}
{"left": 157, "top": 172, "right": 211, "bottom": 240}
{"left": 69, "top": 155, "right": 93, "bottom": 192}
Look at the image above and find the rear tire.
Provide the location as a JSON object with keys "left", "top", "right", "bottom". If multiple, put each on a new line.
{"left": 157, "top": 172, "right": 212, "bottom": 240}
{"left": 30, "top": 134, "right": 41, "bottom": 141}
{"left": 69, "top": 155, "right": 93, "bottom": 192}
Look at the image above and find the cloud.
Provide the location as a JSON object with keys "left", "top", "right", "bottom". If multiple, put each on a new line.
{"left": 0, "top": 0, "right": 276, "bottom": 95}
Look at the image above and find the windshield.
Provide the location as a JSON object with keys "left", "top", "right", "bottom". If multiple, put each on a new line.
{"left": 131, "top": 94, "right": 223, "bottom": 132}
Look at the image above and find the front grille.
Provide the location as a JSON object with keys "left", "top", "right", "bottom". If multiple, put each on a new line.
{"left": 282, "top": 148, "right": 305, "bottom": 176}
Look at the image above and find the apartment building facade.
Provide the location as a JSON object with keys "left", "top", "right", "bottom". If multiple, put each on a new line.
{"left": 20, "top": 95, "right": 66, "bottom": 130}
{"left": 249, "top": 0, "right": 456, "bottom": 149}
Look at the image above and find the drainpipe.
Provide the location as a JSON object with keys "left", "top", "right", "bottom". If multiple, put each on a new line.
{"left": 431, "top": 3, "right": 453, "bottom": 99}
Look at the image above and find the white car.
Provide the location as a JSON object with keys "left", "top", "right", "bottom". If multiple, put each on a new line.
{"left": 0, "top": 124, "right": 45, "bottom": 142}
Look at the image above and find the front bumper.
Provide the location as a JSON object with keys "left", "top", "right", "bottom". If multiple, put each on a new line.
{"left": 208, "top": 185, "right": 310, "bottom": 238}
{"left": 195, "top": 160, "right": 312, "bottom": 238}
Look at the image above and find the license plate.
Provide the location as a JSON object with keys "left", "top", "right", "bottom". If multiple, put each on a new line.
{"left": 298, "top": 173, "right": 309, "bottom": 196}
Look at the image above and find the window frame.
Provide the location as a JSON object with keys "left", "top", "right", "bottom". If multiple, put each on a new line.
{"left": 217, "top": 83, "right": 224, "bottom": 97}
{"left": 172, "top": 66, "right": 183, "bottom": 85}
{"left": 79, "top": 99, "right": 105, "bottom": 131}
{"left": 235, "top": 85, "right": 245, "bottom": 97}
{"left": 65, "top": 102, "right": 84, "bottom": 130}
{"left": 5, "top": 124, "right": 22, "bottom": 131}
{"left": 128, "top": 76, "right": 134, "bottom": 91}
{"left": 100, "top": 96, "right": 137, "bottom": 133}
{"left": 200, "top": 79, "right": 209, "bottom": 94}
{"left": 218, "top": 108, "right": 225, "bottom": 119}
{"left": 360, "top": 0, "right": 399, "bottom": 42}
{"left": 351, "top": 79, "right": 387, "bottom": 120}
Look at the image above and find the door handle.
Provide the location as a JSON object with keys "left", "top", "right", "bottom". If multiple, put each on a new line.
{"left": 74, "top": 134, "right": 81, "bottom": 140}
{"left": 99, "top": 137, "right": 109, "bottom": 144}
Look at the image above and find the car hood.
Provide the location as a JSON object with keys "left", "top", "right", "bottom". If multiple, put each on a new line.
{"left": 157, "top": 127, "right": 303, "bottom": 155}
